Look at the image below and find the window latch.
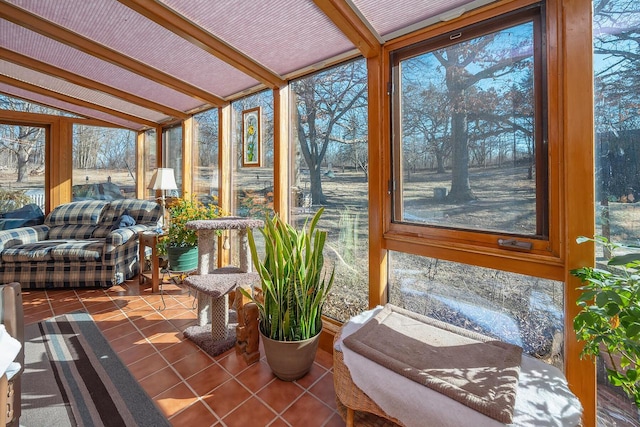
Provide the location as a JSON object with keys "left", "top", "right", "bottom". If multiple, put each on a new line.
{"left": 498, "top": 238, "right": 533, "bottom": 251}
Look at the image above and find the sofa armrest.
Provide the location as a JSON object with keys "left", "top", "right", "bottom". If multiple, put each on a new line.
{"left": 0, "top": 225, "right": 49, "bottom": 252}
{"left": 104, "top": 224, "right": 148, "bottom": 253}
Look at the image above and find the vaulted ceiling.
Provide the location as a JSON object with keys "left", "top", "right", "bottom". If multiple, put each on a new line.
{"left": 0, "top": 0, "right": 494, "bottom": 131}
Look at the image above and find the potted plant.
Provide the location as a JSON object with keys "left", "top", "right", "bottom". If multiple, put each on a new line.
{"left": 571, "top": 236, "right": 640, "bottom": 407}
{"left": 240, "top": 208, "right": 335, "bottom": 381}
{"left": 157, "top": 196, "right": 223, "bottom": 272}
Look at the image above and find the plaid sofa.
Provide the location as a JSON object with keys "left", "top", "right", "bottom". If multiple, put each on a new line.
{"left": 0, "top": 199, "right": 162, "bottom": 289}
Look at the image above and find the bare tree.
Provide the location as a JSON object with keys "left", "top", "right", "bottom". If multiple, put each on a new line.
{"left": 73, "top": 126, "right": 100, "bottom": 169}
{"left": 593, "top": 0, "right": 640, "bottom": 200}
{"left": 402, "top": 82, "right": 452, "bottom": 174}
{"left": 432, "top": 31, "right": 532, "bottom": 202}
{"left": 293, "top": 60, "right": 367, "bottom": 205}
{"left": 0, "top": 96, "right": 48, "bottom": 182}
{"left": 333, "top": 111, "right": 368, "bottom": 180}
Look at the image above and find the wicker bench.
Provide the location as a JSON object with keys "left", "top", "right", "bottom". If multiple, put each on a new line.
{"left": 334, "top": 329, "right": 402, "bottom": 427}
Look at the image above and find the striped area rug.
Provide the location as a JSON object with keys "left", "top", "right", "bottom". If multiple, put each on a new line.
{"left": 25, "top": 311, "right": 170, "bottom": 427}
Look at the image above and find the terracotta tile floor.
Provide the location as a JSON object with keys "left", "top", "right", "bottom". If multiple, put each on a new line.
{"left": 21, "top": 278, "right": 346, "bottom": 427}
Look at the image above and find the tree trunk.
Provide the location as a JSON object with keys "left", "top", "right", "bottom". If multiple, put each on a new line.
{"left": 447, "top": 111, "right": 475, "bottom": 202}
{"left": 309, "top": 166, "right": 326, "bottom": 205}
{"left": 16, "top": 145, "right": 30, "bottom": 183}
{"left": 436, "top": 152, "right": 445, "bottom": 174}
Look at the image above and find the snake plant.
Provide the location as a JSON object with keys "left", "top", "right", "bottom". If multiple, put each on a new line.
{"left": 240, "top": 208, "right": 335, "bottom": 341}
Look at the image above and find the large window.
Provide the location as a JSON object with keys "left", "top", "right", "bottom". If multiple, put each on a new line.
{"left": 193, "top": 109, "right": 219, "bottom": 204}
{"left": 391, "top": 6, "right": 548, "bottom": 251}
{"left": 388, "top": 251, "right": 564, "bottom": 368}
{"left": 232, "top": 91, "right": 274, "bottom": 219}
{"left": 72, "top": 125, "right": 136, "bottom": 201}
{"left": 162, "top": 125, "right": 183, "bottom": 195}
{"left": 290, "top": 59, "right": 369, "bottom": 322}
{"left": 0, "top": 95, "right": 72, "bottom": 213}
{"left": 593, "top": 0, "right": 640, "bottom": 423}
{"left": 0, "top": 122, "right": 46, "bottom": 214}
{"left": 143, "top": 129, "right": 157, "bottom": 200}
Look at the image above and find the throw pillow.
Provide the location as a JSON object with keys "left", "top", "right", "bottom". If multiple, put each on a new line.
{"left": 113, "top": 209, "right": 136, "bottom": 229}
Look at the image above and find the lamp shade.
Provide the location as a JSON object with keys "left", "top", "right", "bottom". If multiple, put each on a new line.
{"left": 147, "top": 168, "right": 178, "bottom": 191}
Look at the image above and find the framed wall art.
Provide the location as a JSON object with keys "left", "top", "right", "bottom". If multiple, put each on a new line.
{"left": 242, "top": 107, "right": 261, "bottom": 167}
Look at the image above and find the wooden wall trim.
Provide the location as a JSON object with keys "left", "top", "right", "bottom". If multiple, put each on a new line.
{"left": 367, "top": 54, "right": 387, "bottom": 308}
{"left": 560, "top": 0, "right": 596, "bottom": 425}
{"left": 218, "top": 105, "right": 232, "bottom": 216}
{"left": 314, "top": 0, "right": 381, "bottom": 59}
{"left": 218, "top": 105, "right": 232, "bottom": 267}
{"left": 273, "top": 86, "right": 290, "bottom": 222}
{"left": 182, "top": 117, "right": 194, "bottom": 198}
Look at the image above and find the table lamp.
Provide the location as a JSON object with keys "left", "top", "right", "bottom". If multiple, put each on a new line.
{"left": 147, "top": 168, "right": 178, "bottom": 229}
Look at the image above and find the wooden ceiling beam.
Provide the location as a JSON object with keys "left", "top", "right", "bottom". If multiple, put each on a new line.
{"left": 314, "top": 0, "right": 381, "bottom": 58}
{"left": 0, "top": 0, "right": 225, "bottom": 106}
{"left": 1, "top": 48, "right": 189, "bottom": 121}
{"left": 0, "top": 75, "right": 156, "bottom": 128}
{"left": 116, "top": 0, "right": 286, "bottom": 89}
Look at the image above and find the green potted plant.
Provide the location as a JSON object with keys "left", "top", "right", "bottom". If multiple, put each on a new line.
{"left": 157, "top": 196, "right": 223, "bottom": 272}
{"left": 240, "top": 208, "right": 335, "bottom": 381}
{"left": 571, "top": 236, "right": 640, "bottom": 407}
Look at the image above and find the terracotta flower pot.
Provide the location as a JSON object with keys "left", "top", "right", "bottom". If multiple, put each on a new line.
{"left": 260, "top": 330, "right": 321, "bottom": 381}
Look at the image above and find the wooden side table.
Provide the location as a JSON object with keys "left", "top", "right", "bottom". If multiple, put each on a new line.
{"left": 138, "top": 231, "right": 161, "bottom": 293}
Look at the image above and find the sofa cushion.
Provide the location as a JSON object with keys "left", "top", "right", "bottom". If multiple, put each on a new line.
{"left": 1, "top": 241, "right": 68, "bottom": 262}
{"left": 50, "top": 240, "right": 103, "bottom": 262}
{"left": 93, "top": 201, "right": 155, "bottom": 238}
{"left": 45, "top": 200, "right": 109, "bottom": 227}
{"left": 0, "top": 225, "right": 50, "bottom": 252}
{"left": 93, "top": 205, "right": 121, "bottom": 238}
{"left": 48, "top": 224, "right": 98, "bottom": 240}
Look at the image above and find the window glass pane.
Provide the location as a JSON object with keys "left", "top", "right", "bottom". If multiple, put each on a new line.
{"left": 291, "top": 59, "right": 369, "bottom": 322}
{"left": 144, "top": 129, "right": 157, "bottom": 200}
{"left": 394, "top": 17, "right": 544, "bottom": 237}
{"left": 232, "top": 91, "right": 274, "bottom": 218}
{"left": 593, "top": 0, "right": 640, "bottom": 423}
{"left": 229, "top": 91, "right": 274, "bottom": 269}
{"left": 388, "top": 251, "right": 565, "bottom": 369}
{"left": 163, "top": 125, "right": 182, "bottom": 196}
{"left": 0, "top": 123, "right": 46, "bottom": 219}
{"left": 72, "top": 125, "right": 136, "bottom": 200}
{"left": 193, "top": 109, "right": 219, "bottom": 205}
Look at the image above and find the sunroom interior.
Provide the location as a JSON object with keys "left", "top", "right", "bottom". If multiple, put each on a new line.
{"left": 1, "top": 0, "right": 637, "bottom": 426}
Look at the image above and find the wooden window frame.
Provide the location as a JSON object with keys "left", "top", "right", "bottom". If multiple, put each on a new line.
{"left": 382, "top": 1, "right": 563, "bottom": 281}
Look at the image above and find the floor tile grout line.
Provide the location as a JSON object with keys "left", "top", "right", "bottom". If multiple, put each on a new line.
{"left": 102, "top": 285, "right": 225, "bottom": 424}
{"left": 32, "top": 283, "right": 342, "bottom": 427}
